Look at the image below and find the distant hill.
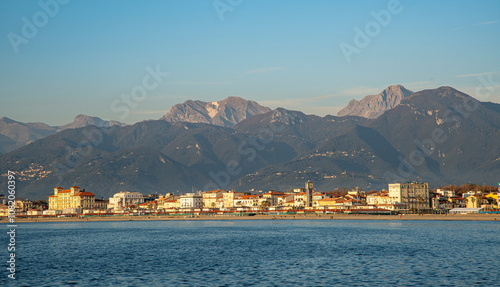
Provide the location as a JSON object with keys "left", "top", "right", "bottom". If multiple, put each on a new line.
{"left": 0, "top": 115, "right": 125, "bottom": 154}
{"left": 161, "top": 96, "right": 271, "bottom": 127}
{"left": 59, "top": 114, "right": 125, "bottom": 130}
{"left": 337, "top": 85, "right": 413, "bottom": 119}
{"left": 0, "top": 117, "right": 59, "bottom": 153}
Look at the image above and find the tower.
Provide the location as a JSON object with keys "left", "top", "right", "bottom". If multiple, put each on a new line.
{"left": 305, "top": 180, "right": 313, "bottom": 207}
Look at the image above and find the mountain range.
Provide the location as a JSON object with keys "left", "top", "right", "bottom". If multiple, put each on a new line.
{"left": 2, "top": 85, "right": 500, "bottom": 200}
{"left": 0, "top": 115, "right": 125, "bottom": 154}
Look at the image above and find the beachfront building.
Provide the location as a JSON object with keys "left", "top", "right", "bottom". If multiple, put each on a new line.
{"left": 108, "top": 191, "right": 144, "bottom": 210}
{"left": 203, "top": 190, "right": 225, "bottom": 209}
{"left": 388, "top": 182, "right": 430, "bottom": 212}
{"left": 294, "top": 192, "right": 309, "bottom": 208}
{"left": 366, "top": 191, "right": 391, "bottom": 205}
{"left": 14, "top": 199, "right": 33, "bottom": 214}
{"left": 262, "top": 191, "right": 285, "bottom": 207}
{"left": 164, "top": 198, "right": 179, "bottom": 209}
{"left": 312, "top": 193, "right": 326, "bottom": 207}
{"left": 180, "top": 193, "right": 203, "bottom": 209}
{"left": 48, "top": 186, "right": 95, "bottom": 210}
{"left": 222, "top": 191, "right": 244, "bottom": 208}
{"left": 94, "top": 199, "right": 109, "bottom": 210}
{"left": 234, "top": 194, "right": 260, "bottom": 208}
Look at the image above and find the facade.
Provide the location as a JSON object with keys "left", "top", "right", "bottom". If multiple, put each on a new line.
{"left": 235, "top": 195, "right": 260, "bottom": 208}
{"left": 203, "top": 190, "right": 225, "bottom": 209}
{"left": 139, "top": 200, "right": 158, "bottom": 209}
{"left": 94, "top": 199, "right": 109, "bottom": 210}
{"left": 223, "top": 191, "right": 244, "bottom": 208}
{"left": 294, "top": 192, "right": 308, "bottom": 207}
{"left": 180, "top": 193, "right": 203, "bottom": 209}
{"left": 14, "top": 199, "right": 33, "bottom": 214}
{"left": 48, "top": 186, "right": 95, "bottom": 210}
{"left": 108, "top": 191, "right": 144, "bottom": 209}
{"left": 436, "top": 189, "right": 455, "bottom": 198}
{"left": 388, "top": 183, "right": 430, "bottom": 212}
{"left": 262, "top": 191, "right": 285, "bottom": 207}
{"left": 366, "top": 191, "right": 391, "bottom": 205}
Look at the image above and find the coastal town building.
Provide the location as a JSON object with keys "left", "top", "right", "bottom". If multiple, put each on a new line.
{"left": 203, "top": 190, "right": 225, "bottom": 209}
{"left": 180, "top": 193, "right": 203, "bottom": 209}
{"left": 14, "top": 199, "right": 34, "bottom": 214}
{"left": 164, "top": 197, "right": 180, "bottom": 209}
{"left": 235, "top": 194, "right": 260, "bottom": 208}
{"left": 262, "top": 191, "right": 285, "bottom": 207}
{"left": 389, "top": 182, "right": 430, "bottom": 212}
{"left": 108, "top": 191, "right": 144, "bottom": 209}
{"left": 94, "top": 199, "right": 109, "bottom": 210}
{"left": 366, "top": 191, "right": 391, "bottom": 205}
{"left": 48, "top": 186, "right": 95, "bottom": 210}
{"left": 436, "top": 189, "right": 455, "bottom": 198}
{"left": 223, "top": 191, "right": 244, "bottom": 208}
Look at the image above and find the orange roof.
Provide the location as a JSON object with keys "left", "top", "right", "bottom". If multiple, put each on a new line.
{"left": 240, "top": 195, "right": 259, "bottom": 199}
{"left": 58, "top": 190, "right": 71, "bottom": 193}
{"left": 295, "top": 192, "right": 306, "bottom": 195}
{"left": 206, "top": 190, "right": 225, "bottom": 193}
{"left": 54, "top": 187, "right": 64, "bottom": 189}
{"left": 75, "top": 191, "right": 95, "bottom": 197}
{"left": 48, "top": 195, "right": 56, "bottom": 197}
{"left": 70, "top": 186, "right": 80, "bottom": 188}
{"left": 139, "top": 201, "right": 157, "bottom": 205}
{"left": 165, "top": 200, "right": 176, "bottom": 202}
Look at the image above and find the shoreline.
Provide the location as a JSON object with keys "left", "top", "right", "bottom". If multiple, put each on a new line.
{"left": 6, "top": 213, "right": 500, "bottom": 223}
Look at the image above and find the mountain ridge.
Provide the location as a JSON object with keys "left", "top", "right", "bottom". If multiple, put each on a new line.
{"left": 0, "top": 115, "right": 125, "bottom": 154}
{"left": 161, "top": 96, "right": 271, "bottom": 127}
{"left": 337, "top": 85, "right": 413, "bottom": 119}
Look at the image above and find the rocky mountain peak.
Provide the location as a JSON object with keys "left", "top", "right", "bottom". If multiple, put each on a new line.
{"left": 161, "top": 97, "right": 271, "bottom": 127}
{"left": 337, "top": 85, "right": 413, "bottom": 119}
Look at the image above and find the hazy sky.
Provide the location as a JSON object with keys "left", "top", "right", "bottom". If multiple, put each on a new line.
{"left": 1, "top": 0, "right": 499, "bottom": 125}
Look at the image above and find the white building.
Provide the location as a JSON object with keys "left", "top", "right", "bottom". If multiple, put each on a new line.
{"left": 436, "top": 189, "right": 455, "bottom": 198}
{"left": 389, "top": 182, "right": 430, "bottom": 212}
{"left": 108, "top": 191, "right": 144, "bottom": 210}
{"left": 180, "top": 193, "right": 203, "bottom": 209}
{"left": 223, "top": 191, "right": 244, "bottom": 208}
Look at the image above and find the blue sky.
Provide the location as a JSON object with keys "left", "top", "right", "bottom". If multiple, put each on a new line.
{"left": 1, "top": 0, "right": 499, "bottom": 125}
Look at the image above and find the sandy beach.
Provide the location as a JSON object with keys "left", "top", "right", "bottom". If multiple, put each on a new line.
{"left": 7, "top": 213, "right": 500, "bottom": 223}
